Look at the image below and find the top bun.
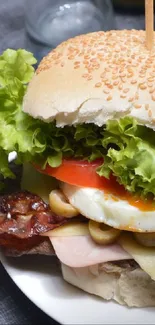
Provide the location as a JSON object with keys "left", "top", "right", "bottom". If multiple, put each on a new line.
{"left": 23, "top": 30, "right": 155, "bottom": 128}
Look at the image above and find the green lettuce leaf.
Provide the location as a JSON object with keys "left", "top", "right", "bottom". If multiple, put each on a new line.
{"left": 0, "top": 49, "right": 38, "bottom": 187}
{"left": 98, "top": 117, "right": 155, "bottom": 197}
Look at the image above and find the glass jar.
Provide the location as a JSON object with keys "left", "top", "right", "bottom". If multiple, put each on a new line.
{"left": 25, "top": 0, "right": 115, "bottom": 61}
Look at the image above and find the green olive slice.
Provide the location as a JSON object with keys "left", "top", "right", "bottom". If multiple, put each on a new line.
{"left": 89, "top": 220, "right": 121, "bottom": 245}
{"left": 134, "top": 232, "right": 155, "bottom": 247}
{"left": 49, "top": 189, "right": 79, "bottom": 218}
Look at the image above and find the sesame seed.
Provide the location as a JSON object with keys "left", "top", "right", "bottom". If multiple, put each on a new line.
{"left": 135, "top": 93, "right": 139, "bottom": 100}
{"left": 134, "top": 103, "right": 141, "bottom": 109}
{"left": 128, "top": 97, "right": 134, "bottom": 102}
{"left": 127, "top": 67, "right": 133, "bottom": 73}
{"left": 119, "top": 68, "right": 124, "bottom": 73}
{"left": 127, "top": 73, "right": 133, "bottom": 78}
{"left": 107, "top": 95, "right": 112, "bottom": 101}
{"left": 149, "top": 88, "right": 155, "bottom": 94}
{"left": 84, "top": 55, "right": 90, "bottom": 59}
{"left": 94, "top": 64, "right": 100, "bottom": 70}
{"left": 121, "top": 77, "right": 126, "bottom": 83}
{"left": 145, "top": 104, "right": 149, "bottom": 110}
{"left": 90, "top": 58, "right": 97, "bottom": 63}
{"left": 105, "top": 81, "right": 111, "bottom": 86}
{"left": 113, "top": 80, "right": 119, "bottom": 86}
{"left": 120, "top": 72, "right": 126, "bottom": 77}
{"left": 95, "top": 82, "right": 102, "bottom": 88}
{"left": 107, "top": 84, "right": 113, "bottom": 89}
{"left": 100, "top": 72, "right": 105, "bottom": 78}
{"left": 82, "top": 74, "right": 89, "bottom": 78}
{"left": 152, "top": 95, "right": 155, "bottom": 101}
{"left": 139, "top": 83, "right": 147, "bottom": 90}
{"left": 123, "top": 88, "right": 129, "bottom": 93}
{"left": 131, "top": 80, "right": 137, "bottom": 84}
{"left": 103, "top": 89, "right": 110, "bottom": 94}
{"left": 148, "top": 82, "right": 153, "bottom": 88}
{"left": 148, "top": 110, "right": 152, "bottom": 117}
{"left": 120, "top": 94, "right": 126, "bottom": 99}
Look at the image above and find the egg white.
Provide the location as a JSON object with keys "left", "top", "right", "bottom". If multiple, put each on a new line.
{"left": 60, "top": 182, "right": 155, "bottom": 232}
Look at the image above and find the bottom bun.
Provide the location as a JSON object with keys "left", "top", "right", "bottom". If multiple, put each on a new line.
{"left": 61, "top": 260, "right": 155, "bottom": 307}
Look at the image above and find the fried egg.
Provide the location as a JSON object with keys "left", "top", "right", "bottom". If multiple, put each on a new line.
{"left": 60, "top": 182, "right": 155, "bottom": 232}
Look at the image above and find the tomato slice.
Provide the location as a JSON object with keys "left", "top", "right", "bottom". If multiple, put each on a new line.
{"left": 34, "top": 159, "right": 155, "bottom": 212}
{"left": 35, "top": 159, "right": 125, "bottom": 193}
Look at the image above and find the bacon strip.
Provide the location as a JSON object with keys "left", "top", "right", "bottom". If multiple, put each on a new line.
{"left": 0, "top": 191, "right": 67, "bottom": 249}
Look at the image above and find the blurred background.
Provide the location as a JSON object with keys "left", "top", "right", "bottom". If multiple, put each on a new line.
{"left": 0, "top": 0, "right": 153, "bottom": 63}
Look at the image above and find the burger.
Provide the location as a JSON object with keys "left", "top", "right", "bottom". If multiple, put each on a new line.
{"left": 1, "top": 30, "right": 155, "bottom": 307}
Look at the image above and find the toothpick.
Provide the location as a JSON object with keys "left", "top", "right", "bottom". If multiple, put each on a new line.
{"left": 145, "top": 0, "right": 154, "bottom": 51}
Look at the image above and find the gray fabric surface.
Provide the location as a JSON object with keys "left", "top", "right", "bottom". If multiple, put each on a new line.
{"left": 0, "top": 0, "right": 25, "bottom": 52}
{"left": 0, "top": 1, "right": 147, "bottom": 324}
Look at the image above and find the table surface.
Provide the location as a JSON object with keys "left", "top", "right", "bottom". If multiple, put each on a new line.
{"left": 0, "top": 1, "right": 149, "bottom": 324}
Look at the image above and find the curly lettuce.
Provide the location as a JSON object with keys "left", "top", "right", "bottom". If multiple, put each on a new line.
{"left": 98, "top": 117, "right": 155, "bottom": 197}
{"left": 0, "top": 49, "right": 36, "bottom": 187}
{"left": 1, "top": 49, "right": 155, "bottom": 197}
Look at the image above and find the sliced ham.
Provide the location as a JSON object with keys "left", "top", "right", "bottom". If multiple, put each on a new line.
{"left": 50, "top": 235, "right": 131, "bottom": 268}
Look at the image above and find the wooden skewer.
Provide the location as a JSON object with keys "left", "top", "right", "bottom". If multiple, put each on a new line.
{"left": 145, "top": 0, "right": 154, "bottom": 51}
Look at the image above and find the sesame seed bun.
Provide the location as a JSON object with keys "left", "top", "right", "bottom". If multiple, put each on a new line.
{"left": 23, "top": 30, "right": 155, "bottom": 128}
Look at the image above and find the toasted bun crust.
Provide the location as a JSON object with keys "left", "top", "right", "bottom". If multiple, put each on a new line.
{"left": 62, "top": 261, "right": 155, "bottom": 307}
{"left": 23, "top": 30, "right": 155, "bottom": 128}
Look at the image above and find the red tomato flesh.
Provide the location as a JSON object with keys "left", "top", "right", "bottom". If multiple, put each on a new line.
{"left": 35, "top": 159, "right": 125, "bottom": 194}
{"left": 34, "top": 159, "right": 155, "bottom": 212}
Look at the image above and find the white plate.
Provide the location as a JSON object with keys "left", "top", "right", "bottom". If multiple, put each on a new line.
{"left": 1, "top": 253, "right": 155, "bottom": 325}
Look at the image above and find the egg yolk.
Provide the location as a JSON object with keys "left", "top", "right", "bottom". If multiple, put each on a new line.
{"left": 105, "top": 179, "right": 155, "bottom": 212}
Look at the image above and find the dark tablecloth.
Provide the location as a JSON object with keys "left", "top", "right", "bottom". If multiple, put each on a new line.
{"left": 0, "top": 1, "right": 147, "bottom": 324}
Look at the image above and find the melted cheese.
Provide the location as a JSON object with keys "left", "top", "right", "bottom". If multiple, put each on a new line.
{"left": 119, "top": 233, "right": 155, "bottom": 281}
{"left": 42, "top": 220, "right": 89, "bottom": 237}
